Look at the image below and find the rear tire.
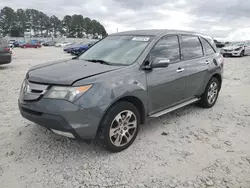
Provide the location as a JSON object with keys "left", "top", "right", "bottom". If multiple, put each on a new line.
{"left": 98, "top": 101, "right": 140, "bottom": 152}
{"left": 199, "top": 77, "right": 220, "bottom": 108}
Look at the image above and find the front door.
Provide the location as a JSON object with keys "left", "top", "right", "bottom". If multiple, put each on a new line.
{"left": 146, "top": 35, "right": 187, "bottom": 115}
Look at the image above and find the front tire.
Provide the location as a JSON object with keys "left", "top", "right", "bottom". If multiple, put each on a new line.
{"left": 199, "top": 77, "right": 220, "bottom": 108}
{"left": 240, "top": 50, "right": 244, "bottom": 57}
{"left": 99, "top": 101, "right": 140, "bottom": 152}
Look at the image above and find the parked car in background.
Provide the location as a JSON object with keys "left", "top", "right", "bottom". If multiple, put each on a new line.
{"left": 43, "top": 41, "right": 56, "bottom": 46}
{"left": 20, "top": 40, "right": 42, "bottom": 48}
{"left": 70, "top": 44, "right": 89, "bottom": 55}
{"left": 71, "top": 41, "right": 98, "bottom": 56}
{"left": 9, "top": 43, "right": 14, "bottom": 49}
{"left": 63, "top": 43, "right": 82, "bottom": 53}
{"left": 214, "top": 40, "right": 225, "bottom": 48}
{"left": 18, "top": 29, "right": 223, "bottom": 152}
{"left": 8, "top": 40, "right": 19, "bottom": 48}
{"left": 17, "top": 41, "right": 26, "bottom": 47}
{"left": 221, "top": 41, "right": 250, "bottom": 57}
{"left": 0, "top": 38, "right": 12, "bottom": 65}
{"left": 55, "top": 42, "right": 71, "bottom": 47}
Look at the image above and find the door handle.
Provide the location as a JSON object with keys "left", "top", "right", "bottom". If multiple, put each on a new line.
{"left": 176, "top": 68, "right": 184, "bottom": 73}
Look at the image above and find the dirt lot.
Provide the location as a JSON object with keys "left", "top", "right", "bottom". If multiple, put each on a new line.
{"left": 0, "top": 47, "right": 250, "bottom": 188}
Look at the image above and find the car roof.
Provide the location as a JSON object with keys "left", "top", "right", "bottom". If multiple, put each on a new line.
{"left": 109, "top": 29, "right": 208, "bottom": 37}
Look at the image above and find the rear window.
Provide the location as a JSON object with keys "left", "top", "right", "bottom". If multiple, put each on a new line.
{"left": 201, "top": 38, "right": 216, "bottom": 55}
{"left": 181, "top": 35, "right": 203, "bottom": 59}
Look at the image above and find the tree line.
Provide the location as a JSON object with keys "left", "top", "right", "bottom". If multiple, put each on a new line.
{"left": 0, "top": 7, "right": 108, "bottom": 38}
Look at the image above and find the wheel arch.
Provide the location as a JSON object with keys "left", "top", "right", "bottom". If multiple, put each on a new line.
{"left": 211, "top": 73, "right": 222, "bottom": 91}
{"left": 100, "top": 95, "right": 147, "bottom": 127}
{"left": 95, "top": 95, "right": 147, "bottom": 140}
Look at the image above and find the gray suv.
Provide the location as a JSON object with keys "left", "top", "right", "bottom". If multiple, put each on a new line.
{"left": 18, "top": 30, "right": 224, "bottom": 152}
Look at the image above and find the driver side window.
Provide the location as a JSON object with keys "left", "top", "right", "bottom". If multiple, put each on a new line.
{"left": 150, "top": 35, "right": 180, "bottom": 63}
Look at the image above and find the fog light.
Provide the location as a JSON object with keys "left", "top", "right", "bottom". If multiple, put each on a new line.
{"left": 51, "top": 129, "right": 75, "bottom": 138}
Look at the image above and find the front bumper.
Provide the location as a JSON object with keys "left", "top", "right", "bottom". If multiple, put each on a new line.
{"left": 18, "top": 98, "right": 105, "bottom": 140}
{"left": 221, "top": 51, "right": 241, "bottom": 56}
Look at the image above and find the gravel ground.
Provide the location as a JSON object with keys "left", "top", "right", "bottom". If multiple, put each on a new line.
{"left": 0, "top": 47, "right": 250, "bottom": 188}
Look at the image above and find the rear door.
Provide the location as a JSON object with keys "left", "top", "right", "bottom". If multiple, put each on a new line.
{"left": 180, "top": 35, "right": 212, "bottom": 99}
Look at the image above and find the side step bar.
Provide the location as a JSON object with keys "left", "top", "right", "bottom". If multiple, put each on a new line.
{"left": 150, "top": 98, "right": 200, "bottom": 118}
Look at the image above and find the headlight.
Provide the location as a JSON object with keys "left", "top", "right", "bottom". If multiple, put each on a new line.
{"left": 234, "top": 47, "right": 242, "bottom": 51}
{"left": 44, "top": 85, "right": 92, "bottom": 102}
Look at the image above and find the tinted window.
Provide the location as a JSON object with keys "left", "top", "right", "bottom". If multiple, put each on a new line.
{"left": 201, "top": 38, "right": 215, "bottom": 55}
{"left": 181, "top": 35, "right": 203, "bottom": 59}
{"left": 150, "top": 35, "right": 180, "bottom": 62}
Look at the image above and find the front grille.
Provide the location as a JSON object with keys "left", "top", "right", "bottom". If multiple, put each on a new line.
{"left": 21, "top": 80, "right": 49, "bottom": 101}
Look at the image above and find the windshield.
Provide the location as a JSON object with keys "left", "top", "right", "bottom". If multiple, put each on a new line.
{"left": 228, "top": 42, "right": 244, "bottom": 47}
{"left": 79, "top": 35, "right": 151, "bottom": 65}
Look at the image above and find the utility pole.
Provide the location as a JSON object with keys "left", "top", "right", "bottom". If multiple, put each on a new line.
{"left": 117, "top": 28, "right": 118, "bottom": 33}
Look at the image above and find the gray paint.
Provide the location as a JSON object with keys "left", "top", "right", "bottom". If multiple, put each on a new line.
{"left": 18, "top": 29, "right": 223, "bottom": 140}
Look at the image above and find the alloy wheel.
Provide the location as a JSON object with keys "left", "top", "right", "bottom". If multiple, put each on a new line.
{"left": 207, "top": 82, "right": 218, "bottom": 104}
{"left": 109, "top": 110, "right": 137, "bottom": 147}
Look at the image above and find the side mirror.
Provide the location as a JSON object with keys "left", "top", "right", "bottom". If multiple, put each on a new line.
{"left": 151, "top": 58, "right": 170, "bottom": 68}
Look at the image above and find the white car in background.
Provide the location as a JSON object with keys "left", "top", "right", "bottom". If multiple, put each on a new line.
{"left": 221, "top": 41, "right": 250, "bottom": 57}
{"left": 55, "top": 42, "right": 71, "bottom": 47}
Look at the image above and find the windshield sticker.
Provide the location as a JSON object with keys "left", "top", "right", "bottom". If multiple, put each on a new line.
{"left": 132, "top": 37, "right": 150, "bottom": 42}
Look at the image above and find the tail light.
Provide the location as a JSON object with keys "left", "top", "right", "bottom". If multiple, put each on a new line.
{"left": 4, "top": 47, "right": 12, "bottom": 54}
{"left": 218, "top": 54, "right": 224, "bottom": 67}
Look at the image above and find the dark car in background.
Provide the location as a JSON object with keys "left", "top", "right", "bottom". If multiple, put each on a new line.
{"left": 214, "top": 40, "right": 225, "bottom": 48}
{"left": 71, "top": 41, "right": 98, "bottom": 55}
{"left": 63, "top": 43, "right": 82, "bottom": 53}
{"left": 42, "top": 41, "right": 56, "bottom": 46}
{"left": 8, "top": 40, "right": 19, "bottom": 48}
{"left": 0, "top": 38, "right": 12, "bottom": 65}
{"left": 18, "top": 29, "right": 223, "bottom": 152}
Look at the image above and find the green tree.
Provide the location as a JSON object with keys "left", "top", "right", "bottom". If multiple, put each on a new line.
{"left": 50, "top": 15, "right": 62, "bottom": 37}
{"left": 16, "top": 9, "right": 27, "bottom": 36}
{"left": 0, "top": 7, "right": 16, "bottom": 36}
{"left": 25, "top": 9, "right": 40, "bottom": 36}
{"left": 62, "top": 15, "right": 72, "bottom": 37}
{"left": 71, "top": 14, "right": 85, "bottom": 38}
{"left": 0, "top": 7, "right": 108, "bottom": 38}
{"left": 83, "top": 17, "right": 92, "bottom": 35}
{"left": 37, "top": 11, "right": 50, "bottom": 37}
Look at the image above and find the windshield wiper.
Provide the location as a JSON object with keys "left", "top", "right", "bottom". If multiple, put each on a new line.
{"left": 85, "top": 59, "right": 111, "bottom": 65}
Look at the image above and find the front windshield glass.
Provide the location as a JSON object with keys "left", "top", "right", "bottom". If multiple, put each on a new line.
{"left": 79, "top": 35, "right": 151, "bottom": 65}
{"left": 228, "top": 42, "right": 244, "bottom": 46}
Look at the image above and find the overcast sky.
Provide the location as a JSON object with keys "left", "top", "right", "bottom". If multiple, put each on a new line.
{"left": 1, "top": 0, "right": 250, "bottom": 41}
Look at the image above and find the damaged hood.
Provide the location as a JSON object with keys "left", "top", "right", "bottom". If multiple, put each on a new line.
{"left": 27, "top": 59, "right": 123, "bottom": 85}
